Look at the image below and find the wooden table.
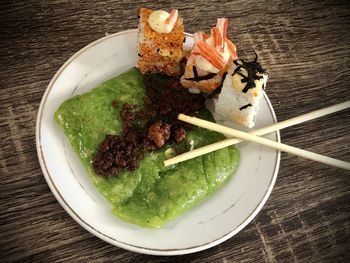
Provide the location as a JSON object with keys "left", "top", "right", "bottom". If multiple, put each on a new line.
{"left": 1, "top": 1, "right": 349, "bottom": 262}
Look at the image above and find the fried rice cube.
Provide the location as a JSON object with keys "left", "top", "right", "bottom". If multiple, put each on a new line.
{"left": 137, "top": 8, "right": 185, "bottom": 76}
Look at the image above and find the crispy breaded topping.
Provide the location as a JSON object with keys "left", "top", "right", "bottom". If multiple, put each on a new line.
{"left": 137, "top": 8, "right": 185, "bottom": 76}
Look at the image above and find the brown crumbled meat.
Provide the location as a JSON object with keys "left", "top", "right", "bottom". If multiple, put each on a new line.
{"left": 173, "top": 125, "right": 186, "bottom": 143}
{"left": 112, "top": 100, "right": 118, "bottom": 108}
{"left": 93, "top": 74, "right": 206, "bottom": 177}
{"left": 143, "top": 138, "right": 158, "bottom": 151}
{"left": 148, "top": 110, "right": 157, "bottom": 118}
{"left": 92, "top": 135, "right": 143, "bottom": 176}
{"left": 167, "top": 77, "right": 183, "bottom": 91}
{"left": 143, "top": 95, "right": 152, "bottom": 105}
{"left": 146, "top": 120, "right": 171, "bottom": 148}
{"left": 159, "top": 96, "right": 173, "bottom": 115}
{"left": 120, "top": 103, "right": 135, "bottom": 131}
{"left": 135, "top": 109, "right": 157, "bottom": 121}
{"left": 143, "top": 74, "right": 205, "bottom": 121}
{"left": 124, "top": 130, "right": 138, "bottom": 144}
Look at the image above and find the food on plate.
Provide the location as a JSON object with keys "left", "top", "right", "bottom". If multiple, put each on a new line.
{"left": 54, "top": 7, "right": 270, "bottom": 228}
{"left": 208, "top": 54, "right": 268, "bottom": 128}
{"left": 180, "top": 18, "right": 238, "bottom": 94}
{"left": 55, "top": 68, "right": 239, "bottom": 228}
{"left": 91, "top": 73, "right": 206, "bottom": 176}
{"left": 137, "top": 8, "right": 185, "bottom": 76}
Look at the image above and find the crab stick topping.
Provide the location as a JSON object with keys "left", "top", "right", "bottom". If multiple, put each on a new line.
{"left": 192, "top": 18, "right": 236, "bottom": 73}
{"left": 193, "top": 32, "right": 205, "bottom": 44}
{"left": 148, "top": 9, "right": 178, "bottom": 33}
{"left": 211, "top": 27, "right": 224, "bottom": 52}
{"left": 217, "top": 18, "right": 228, "bottom": 39}
{"left": 194, "top": 40, "right": 225, "bottom": 72}
{"left": 165, "top": 9, "right": 178, "bottom": 25}
{"left": 225, "top": 38, "right": 237, "bottom": 59}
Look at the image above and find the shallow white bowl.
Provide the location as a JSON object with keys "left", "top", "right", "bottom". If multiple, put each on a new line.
{"left": 36, "top": 29, "right": 280, "bottom": 255}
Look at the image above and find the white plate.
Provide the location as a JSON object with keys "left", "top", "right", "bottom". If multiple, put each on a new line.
{"left": 36, "top": 29, "right": 280, "bottom": 255}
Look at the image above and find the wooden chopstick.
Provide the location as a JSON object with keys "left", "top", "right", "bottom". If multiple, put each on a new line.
{"left": 176, "top": 114, "right": 350, "bottom": 170}
{"left": 164, "top": 101, "right": 350, "bottom": 167}
{"left": 164, "top": 101, "right": 350, "bottom": 170}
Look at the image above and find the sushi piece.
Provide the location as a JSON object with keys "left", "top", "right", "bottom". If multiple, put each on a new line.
{"left": 180, "top": 18, "right": 237, "bottom": 94}
{"left": 208, "top": 54, "right": 268, "bottom": 128}
{"left": 137, "top": 8, "right": 185, "bottom": 76}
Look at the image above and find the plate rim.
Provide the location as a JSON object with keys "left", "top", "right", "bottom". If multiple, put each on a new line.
{"left": 36, "top": 29, "right": 281, "bottom": 256}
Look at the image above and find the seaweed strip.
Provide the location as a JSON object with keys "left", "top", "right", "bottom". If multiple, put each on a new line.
{"left": 239, "top": 103, "right": 252, "bottom": 111}
{"left": 207, "top": 72, "right": 228, "bottom": 98}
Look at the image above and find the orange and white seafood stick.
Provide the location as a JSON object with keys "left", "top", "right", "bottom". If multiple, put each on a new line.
{"left": 180, "top": 18, "right": 237, "bottom": 94}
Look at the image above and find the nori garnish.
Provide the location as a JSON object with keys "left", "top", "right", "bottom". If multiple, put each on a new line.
{"left": 184, "top": 66, "right": 217, "bottom": 81}
{"left": 239, "top": 103, "right": 252, "bottom": 111}
{"left": 193, "top": 66, "right": 198, "bottom": 78}
{"left": 232, "top": 53, "right": 267, "bottom": 93}
{"left": 207, "top": 72, "right": 228, "bottom": 98}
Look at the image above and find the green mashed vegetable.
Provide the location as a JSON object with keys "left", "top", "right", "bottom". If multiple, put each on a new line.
{"left": 54, "top": 68, "right": 239, "bottom": 228}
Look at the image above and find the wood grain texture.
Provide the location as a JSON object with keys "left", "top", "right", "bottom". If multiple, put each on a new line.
{"left": 0, "top": 0, "right": 349, "bottom": 262}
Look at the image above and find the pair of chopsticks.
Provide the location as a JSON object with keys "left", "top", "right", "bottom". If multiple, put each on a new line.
{"left": 164, "top": 101, "right": 350, "bottom": 170}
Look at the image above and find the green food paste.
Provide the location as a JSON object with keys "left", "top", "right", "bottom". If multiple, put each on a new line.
{"left": 54, "top": 68, "right": 239, "bottom": 228}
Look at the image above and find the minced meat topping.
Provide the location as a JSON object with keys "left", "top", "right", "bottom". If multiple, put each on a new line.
{"left": 92, "top": 74, "right": 205, "bottom": 176}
